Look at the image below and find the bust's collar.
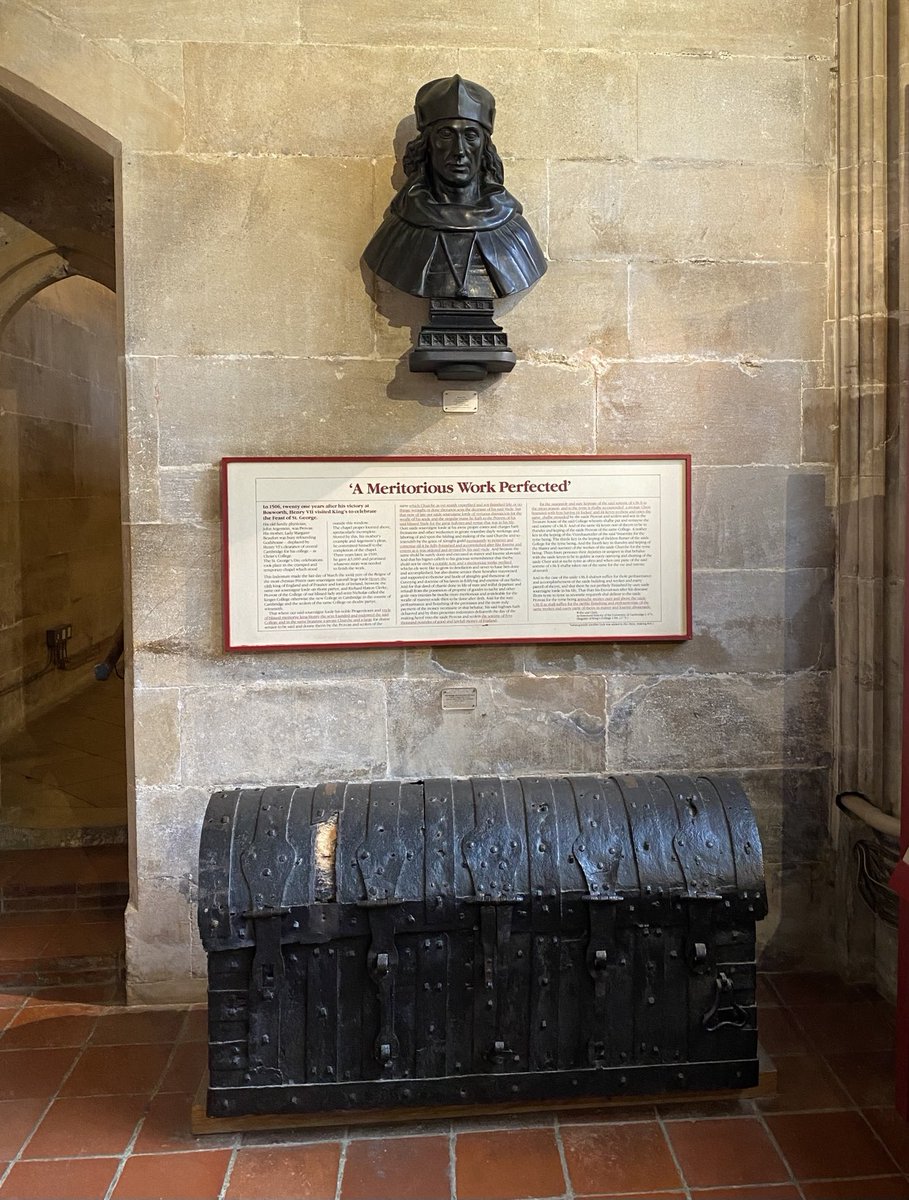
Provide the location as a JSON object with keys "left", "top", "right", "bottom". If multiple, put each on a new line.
{"left": 392, "top": 176, "right": 521, "bottom": 232}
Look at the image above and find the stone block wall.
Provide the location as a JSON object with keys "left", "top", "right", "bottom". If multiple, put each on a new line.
{"left": 92, "top": 0, "right": 837, "bottom": 999}
{"left": 0, "top": 0, "right": 839, "bottom": 998}
{"left": 0, "top": 276, "right": 121, "bottom": 740}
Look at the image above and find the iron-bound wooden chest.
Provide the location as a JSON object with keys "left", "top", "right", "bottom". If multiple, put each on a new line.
{"left": 197, "top": 775, "right": 767, "bottom": 1120}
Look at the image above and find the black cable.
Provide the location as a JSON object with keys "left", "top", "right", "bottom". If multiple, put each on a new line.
{"left": 0, "top": 651, "right": 55, "bottom": 699}
{"left": 0, "top": 635, "right": 118, "bottom": 697}
{"left": 854, "top": 836, "right": 900, "bottom": 927}
{"left": 61, "top": 639, "right": 112, "bottom": 671}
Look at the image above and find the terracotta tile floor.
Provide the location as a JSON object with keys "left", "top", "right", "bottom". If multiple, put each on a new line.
{"left": 0, "top": 970, "right": 903, "bottom": 1198}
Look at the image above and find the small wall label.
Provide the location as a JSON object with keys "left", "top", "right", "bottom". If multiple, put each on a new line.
{"left": 441, "top": 687, "right": 478, "bottom": 711}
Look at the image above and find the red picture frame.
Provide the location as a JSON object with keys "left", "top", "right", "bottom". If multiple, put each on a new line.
{"left": 221, "top": 454, "right": 693, "bottom": 653}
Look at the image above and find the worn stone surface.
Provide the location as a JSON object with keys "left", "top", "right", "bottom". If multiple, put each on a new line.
{"left": 801, "top": 385, "right": 838, "bottom": 464}
{"left": 122, "top": 356, "right": 160, "bottom": 525}
{"left": 128, "top": 975, "right": 207, "bottom": 1005}
{"left": 0, "top": 413, "right": 18, "bottom": 504}
{"left": 538, "top": 0, "right": 834, "bottom": 55}
{"left": 121, "top": 154, "right": 375, "bottom": 357}
{"left": 129, "top": 524, "right": 219, "bottom": 661}
{"left": 132, "top": 784, "right": 208, "bottom": 885}
{"left": 597, "top": 361, "right": 803, "bottom": 466}
{"left": 124, "top": 888, "right": 196, "bottom": 1000}
{"left": 386, "top": 676, "right": 606, "bottom": 777}
{"left": 805, "top": 59, "right": 836, "bottom": 167}
{"left": 34, "top": 0, "right": 299, "bottom": 41}
{"left": 184, "top": 44, "right": 452, "bottom": 156}
{"left": 16, "top": 415, "right": 74, "bottom": 499}
{"left": 0, "top": 355, "right": 91, "bottom": 426}
{"left": 501, "top": 261, "right": 628, "bottom": 359}
{"left": 152, "top": 356, "right": 596, "bottom": 464}
{"left": 741, "top": 768, "right": 831, "bottom": 866}
{"left": 550, "top": 162, "right": 828, "bottom": 264}
{"left": 135, "top": 642, "right": 406, "bottom": 691}
{"left": 456, "top": 49, "right": 637, "bottom": 160}
{"left": 525, "top": 568, "right": 834, "bottom": 677}
{"left": 128, "top": 521, "right": 407, "bottom": 687}
{"left": 300, "top": 0, "right": 542, "bottom": 47}
{"left": 74, "top": 404, "right": 120, "bottom": 497}
{"left": 606, "top": 672, "right": 832, "bottom": 771}
{"left": 693, "top": 467, "right": 835, "bottom": 570}
{"left": 0, "top": 279, "right": 120, "bottom": 737}
{"left": 638, "top": 55, "right": 813, "bottom": 164}
{"left": 101, "top": 39, "right": 185, "bottom": 101}
{"left": 0, "top": 1, "right": 184, "bottom": 151}
{"left": 158, "top": 466, "right": 219, "bottom": 526}
{"left": 630, "top": 262, "right": 827, "bottom": 361}
{"left": 417, "top": 645, "right": 527, "bottom": 679}
{"left": 759, "top": 860, "right": 835, "bottom": 970}
{"left": 131, "top": 689, "right": 180, "bottom": 787}
{"left": 179, "top": 682, "right": 388, "bottom": 785}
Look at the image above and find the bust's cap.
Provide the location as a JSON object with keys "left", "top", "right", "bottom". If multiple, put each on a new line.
{"left": 415, "top": 75, "right": 495, "bottom": 133}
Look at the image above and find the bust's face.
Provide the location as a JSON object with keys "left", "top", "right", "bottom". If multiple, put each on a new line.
{"left": 428, "top": 119, "right": 485, "bottom": 189}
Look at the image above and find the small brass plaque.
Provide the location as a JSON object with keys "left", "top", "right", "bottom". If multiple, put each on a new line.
{"left": 442, "top": 390, "right": 479, "bottom": 413}
{"left": 441, "top": 687, "right": 478, "bottom": 711}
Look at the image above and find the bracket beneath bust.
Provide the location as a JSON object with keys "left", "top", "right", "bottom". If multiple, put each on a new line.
{"left": 410, "top": 298, "right": 516, "bottom": 381}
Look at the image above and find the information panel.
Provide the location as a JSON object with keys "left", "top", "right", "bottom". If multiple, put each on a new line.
{"left": 222, "top": 456, "right": 691, "bottom": 650}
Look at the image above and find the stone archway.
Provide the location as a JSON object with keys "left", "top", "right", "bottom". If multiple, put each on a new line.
{"left": 0, "top": 103, "right": 123, "bottom": 856}
{"left": 0, "top": 271, "right": 123, "bottom": 841}
{"left": 0, "top": 216, "right": 69, "bottom": 329}
{"left": 0, "top": 14, "right": 185, "bottom": 998}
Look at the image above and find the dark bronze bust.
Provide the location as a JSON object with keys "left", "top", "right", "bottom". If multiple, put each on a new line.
{"left": 364, "top": 76, "right": 547, "bottom": 380}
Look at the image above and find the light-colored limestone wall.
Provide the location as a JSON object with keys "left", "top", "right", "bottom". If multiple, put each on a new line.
{"left": 0, "top": 276, "right": 121, "bottom": 740}
{"left": 76, "top": 0, "right": 835, "bottom": 1001}
{"left": 0, "top": 0, "right": 838, "bottom": 1000}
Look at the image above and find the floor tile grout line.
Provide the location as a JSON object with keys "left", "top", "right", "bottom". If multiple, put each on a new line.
{"left": 0, "top": 1004, "right": 104, "bottom": 1190}
{"left": 753, "top": 1107, "right": 812, "bottom": 1195}
{"left": 798, "top": 1172, "right": 909, "bottom": 1182}
{"left": 448, "top": 1124, "right": 456, "bottom": 1200}
{"left": 686, "top": 1185, "right": 802, "bottom": 1195}
{"left": 551, "top": 1115, "right": 575, "bottom": 1200}
{"left": 102, "top": 1006, "right": 200, "bottom": 1200}
{"left": 853, "top": 1106, "right": 906, "bottom": 1177}
{"left": 232, "top": 1116, "right": 583, "bottom": 1147}
{"left": 817, "top": 1050, "right": 875, "bottom": 1110}
{"left": 653, "top": 1107, "right": 693, "bottom": 1200}
{"left": 333, "top": 1129, "right": 351, "bottom": 1200}
{"left": 217, "top": 1146, "right": 239, "bottom": 1200}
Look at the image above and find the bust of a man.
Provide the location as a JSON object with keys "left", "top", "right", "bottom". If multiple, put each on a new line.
{"left": 364, "top": 75, "right": 547, "bottom": 300}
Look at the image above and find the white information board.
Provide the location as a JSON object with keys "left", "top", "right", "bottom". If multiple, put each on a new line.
{"left": 221, "top": 456, "right": 691, "bottom": 650}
